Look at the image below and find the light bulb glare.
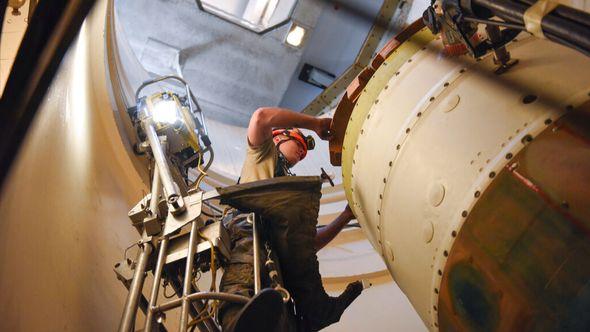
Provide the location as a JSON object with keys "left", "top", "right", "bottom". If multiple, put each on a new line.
{"left": 152, "top": 100, "right": 180, "bottom": 124}
{"left": 286, "top": 25, "right": 306, "bottom": 47}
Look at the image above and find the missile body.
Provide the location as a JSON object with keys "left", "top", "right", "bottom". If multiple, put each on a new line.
{"left": 338, "top": 26, "right": 590, "bottom": 330}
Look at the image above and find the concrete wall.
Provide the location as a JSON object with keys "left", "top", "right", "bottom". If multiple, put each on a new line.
{"left": 117, "top": 0, "right": 322, "bottom": 127}
{"left": 280, "top": 0, "right": 383, "bottom": 111}
{"left": 0, "top": 2, "right": 145, "bottom": 330}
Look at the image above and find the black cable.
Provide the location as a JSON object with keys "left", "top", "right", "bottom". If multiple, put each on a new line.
{"left": 517, "top": 0, "right": 590, "bottom": 29}
{"left": 545, "top": 31, "right": 590, "bottom": 58}
{"left": 201, "top": 209, "right": 217, "bottom": 218}
{"left": 202, "top": 147, "right": 214, "bottom": 173}
{"left": 462, "top": 16, "right": 525, "bottom": 30}
{"left": 472, "top": 0, "right": 590, "bottom": 55}
{"left": 163, "top": 281, "right": 176, "bottom": 299}
{"left": 203, "top": 200, "right": 223, "bottom": 214}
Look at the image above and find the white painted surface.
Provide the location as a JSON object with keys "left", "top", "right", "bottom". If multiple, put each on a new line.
{"left": 0, "top": 2, "right": 146, "bottom": 330}
{"left": 346, "top": 30, "right": 590, "bottom": 328}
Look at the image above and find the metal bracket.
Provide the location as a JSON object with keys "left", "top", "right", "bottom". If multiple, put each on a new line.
{"left": 163, "top": 190, "right": 203, "bottom": 236}
{"left": 114, "top": 259, "right": 135, "bottom": 285}
{"left": 128, "top": 193, "right": 151, "bottom": 231}
{"left": 143, "top": 214, "right": 161, "bottom": 236}
{"left": 164, "top": 220, "right": 231, "bottom": 265}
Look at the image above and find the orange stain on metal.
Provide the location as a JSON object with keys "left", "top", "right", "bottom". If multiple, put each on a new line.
{"left": 439, "top": 105, "right": 590, "bottom": 331}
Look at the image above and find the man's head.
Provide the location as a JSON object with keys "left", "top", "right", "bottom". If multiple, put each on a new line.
{"left": 272, "top": 128, "right": 315, "bottom": 167}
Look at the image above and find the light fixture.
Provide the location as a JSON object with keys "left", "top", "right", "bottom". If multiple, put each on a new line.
{"left": 151, "top": 98, "right": 181, "bottom": 125}
{"left": 133, "top": 78, "right": 210, "bottom": 171}
{"left": 197, "top": 0, "right": 298, "bottom": 34}
{"left": 299, "top": 63, "right": 335, "bottom": 89}
{"left": 285, "top": 23, "right": 306, "bottom": 48}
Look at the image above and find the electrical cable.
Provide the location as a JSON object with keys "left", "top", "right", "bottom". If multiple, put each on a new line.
{"left": 545, "top": 30, "right": 590, "bottom": 57}
{"left": 194, "top": 152, "right": 207, "bottom": 191}
{"left": 201, "top": 209, "right": 218, "bottom": 218}
{"left": 202, "top": 146, "right": 214, "bottom": 172}
{"left": 189, "top": 145, "right": 214, "bottom": 193}
{"left": 163, "top": 281, "right": 176, "bottom": 299}
{"left": 462, "top": 16, "right": 525, "bottom": 30}
{"left": 471, "top": 0, "right": 590, "bottom": 53}
{"left": 201, "top": 199, "right": 224, "bottom": 222}
{"left": 187, "top": 307, "right": 215, "bottom": 328}
{"left": 124, "top": 242, "right": 138, "bottom": 262}
{"left": 193, "top": 270, "right": 202, "bottom": 283}
{"left": 203, "top": 200, "right": 223, "bottom": 214}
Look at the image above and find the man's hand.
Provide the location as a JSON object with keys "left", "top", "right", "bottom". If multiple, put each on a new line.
{"left": 315, "top": 204, "right": 356, "bottom": 250}
{"left": 314, "top": 118, "right": 333, "bottom": 141}
{"left": 340, "top": 204, "right": 355, "bottom": 221}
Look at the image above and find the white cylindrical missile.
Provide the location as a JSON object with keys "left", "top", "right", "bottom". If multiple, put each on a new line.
{"left": 334, "top": 23, "right": 590, "bottom": 330}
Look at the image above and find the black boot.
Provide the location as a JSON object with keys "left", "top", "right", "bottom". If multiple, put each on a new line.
{"left": 219, "top": 177, "right": 364, "bottom": 331}
{"left": 220, "top": 288, "right": 283, "bottom": 332}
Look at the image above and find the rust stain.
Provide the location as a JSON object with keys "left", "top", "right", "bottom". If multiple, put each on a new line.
{"left": 439, "top": 109, "right": 590, "bottom": 331}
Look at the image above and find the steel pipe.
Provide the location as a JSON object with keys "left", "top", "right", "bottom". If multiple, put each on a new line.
{"left": 250, "top": 213, "right": 261, "bottom": 295}
{"left": 118, "top": 242, "right": 153, "bottom": 332}
{"left": 179, "top": 221, "right": 199, "bottom": 331}
{"left": 186, "top": 292, "right": 249, "bottom": 304}
{"left": 144, "top": 237, "right": 168, "bottom": 332}
{"left": 188, "top": 282, "right": 219, "bottom": 332}
{"left": 162, "top": 265, "right": 215, "bottom": 332}
{"left": 142, "top": 121, "right": 180, "bottom": 205}
{"left": 149, "top": 163, "right": 161, "bottom": 216}
{"left": 153, "top": 292, "right": 250, "bottom": 313}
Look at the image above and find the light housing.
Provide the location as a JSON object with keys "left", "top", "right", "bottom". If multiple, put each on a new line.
{"left": 196, "top": 0, "right": 297, "bottom": 34}
{"left": 285, "top": 22, "right": 307, "bottom": 48}
{"left": 151, "top": 99, "right": 181, "bottom": 125}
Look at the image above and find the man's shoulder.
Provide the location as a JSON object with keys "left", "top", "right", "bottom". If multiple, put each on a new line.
{"left": 247, "top": 137, "right": 276, "bottom": 161}
{"left": 239, "top": 137, "right": 277, "bottom": 184}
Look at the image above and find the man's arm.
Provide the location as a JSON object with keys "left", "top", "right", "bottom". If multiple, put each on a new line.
{"left": 248, "top": 107, "right": 332, "bottom": 146}
{"left": 315, "top": 205, "right": 356, "bottom": 250}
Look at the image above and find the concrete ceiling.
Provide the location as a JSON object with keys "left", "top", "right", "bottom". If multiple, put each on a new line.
{"left": 116, "top": 0, "right": 383, "bottom": 127}
{"left": 116, "top": 0, "right": 323, "bottom": 126}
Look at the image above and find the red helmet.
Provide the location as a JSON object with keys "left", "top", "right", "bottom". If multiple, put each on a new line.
{"left": 272, "top": 128, "right": 315, "bottom": 159}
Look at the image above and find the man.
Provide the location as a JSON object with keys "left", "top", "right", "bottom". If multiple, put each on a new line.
{"left": 219, "top": 107, "right": 363, "bottom": 331}
{"left": 241, "top": 107, "right": 358, "bottom": 250}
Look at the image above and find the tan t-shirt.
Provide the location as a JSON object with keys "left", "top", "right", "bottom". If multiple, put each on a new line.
{"left": 239, "top": 138, "right": 278, "bottom": 184}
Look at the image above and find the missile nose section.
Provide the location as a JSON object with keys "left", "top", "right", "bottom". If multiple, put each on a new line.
{"left": 331, "top": 21, "right": 590, "bottom": 330}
